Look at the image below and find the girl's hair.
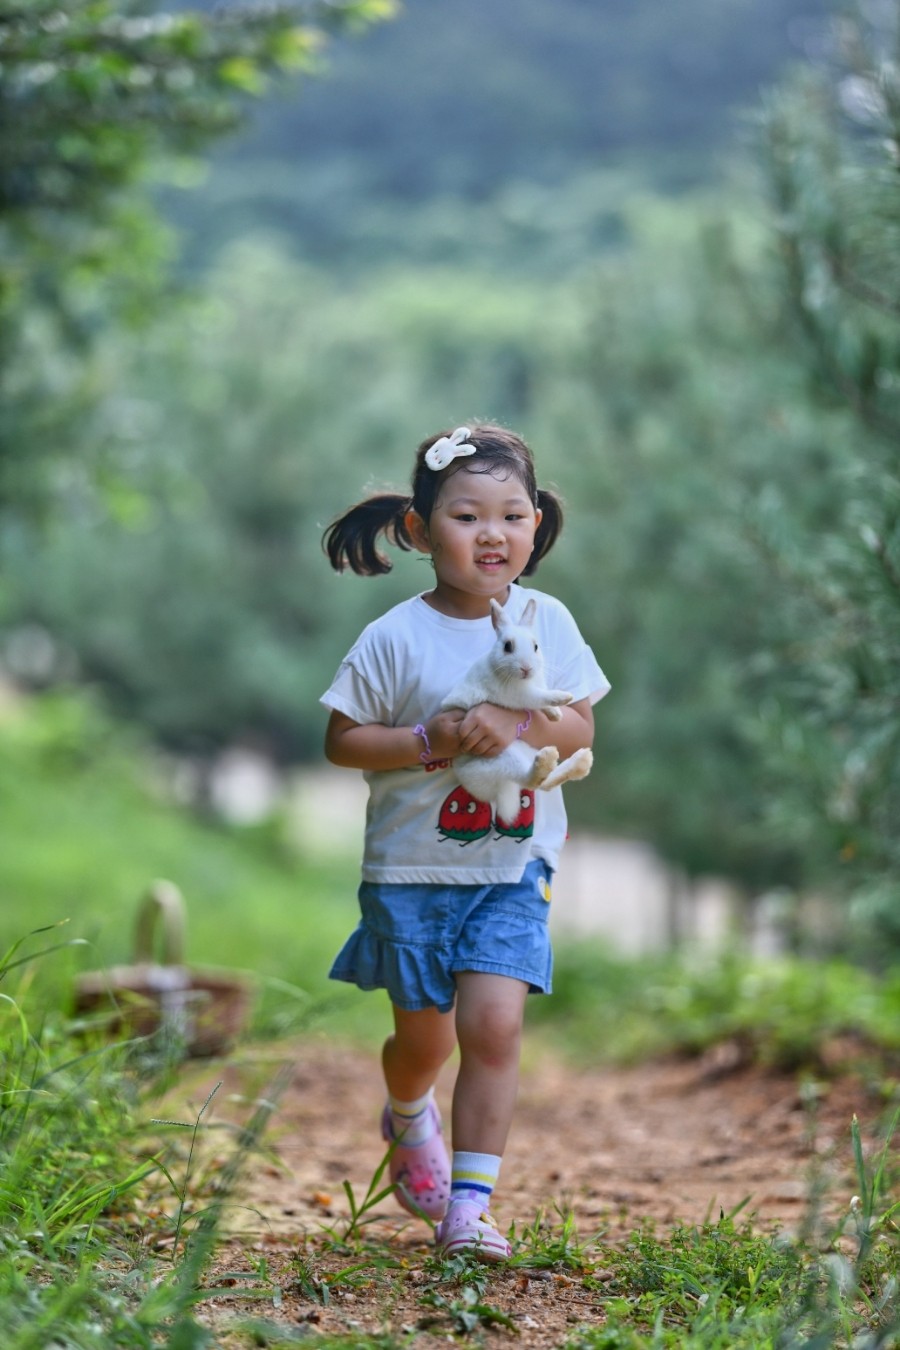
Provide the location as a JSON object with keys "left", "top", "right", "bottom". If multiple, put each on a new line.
{"left": 323, "top": 423, "right": 563, "bottom": 578}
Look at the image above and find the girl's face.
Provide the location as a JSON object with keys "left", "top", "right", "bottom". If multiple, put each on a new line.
{"left": 406, "top": 466, "right": 542, "bottom": 618}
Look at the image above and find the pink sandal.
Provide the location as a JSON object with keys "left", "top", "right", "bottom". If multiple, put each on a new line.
{"left": 434, "top": 1198, "right": 511, "bottom": 1262}
{"left": 380, "top": 1100, "right": 451, "bottom": 1221}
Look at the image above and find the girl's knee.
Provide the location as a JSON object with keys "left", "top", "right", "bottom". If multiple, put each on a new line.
{"left": 456, "top": 1001, "right": 523, "bottom": 1067}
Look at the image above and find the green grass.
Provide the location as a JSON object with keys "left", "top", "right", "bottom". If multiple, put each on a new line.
{"left": 0, "top": 949, "right": 273, "bottom": 1346}
{"left": 0, "top": 690, "right": 376, "bottom": 1042}
{"left": 530, "top": 943, "right": 900, "bottom": 1074}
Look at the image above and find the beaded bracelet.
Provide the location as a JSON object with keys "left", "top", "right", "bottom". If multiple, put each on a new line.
{"left": 413, "top": 723, "right": 433, "bottom": 763}
{"left": 516, "top": 710, "right": 532, "bottom": 739}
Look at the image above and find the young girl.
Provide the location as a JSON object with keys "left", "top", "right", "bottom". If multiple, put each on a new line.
{"left": 321, "top": 423, "right": 609, "bottom": 1261}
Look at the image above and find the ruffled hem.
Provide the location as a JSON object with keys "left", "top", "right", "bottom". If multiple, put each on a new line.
{"left": 329, "top": 926, "right": 456, "bottom": 1012}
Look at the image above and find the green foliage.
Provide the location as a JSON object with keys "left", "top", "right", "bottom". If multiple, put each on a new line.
{"left": 178, "top": 0, "right": 833, "bottom": 268}
{"left": 509, "top": 1204, "right": 604, "bottom": 1271}
{"left": 569, "top": 1224, "right": 808, "bottom": 1347}
{"left": 175, "top": 161, "right": 642, "bottom": 281}
{"left": 333, "top": 1145, "right": 401, "bottom": 1245}
{"left": 747, "top": 5, "right": 900, "bottom": 950}
{"left": 530, "top": 941, "right": 900, "bottom": 1070}
{"left": 556, "top": 1127, "right": 900, "bottom": 1347}
{"left": 0, "top": 0, "right": 392, "bottom": 527}
{"left": 418, "top": 1281, "right": 517, "bottom": 1335}
{"left": 546, "top": 197, "right": 821, "bottom": 884}
{"left": 590, "top": 1215, "right": 806, "bottom": 1345}
{"left": 1, "top": 247, "right": 561, "bottom": 755}
{"left": 0, "top": 689, "right": 371, "bottom": 1039}
{"left": 0, "top": 926, "right": 291, "bottom": 1347}
{"left": 540, "top": 0, "right": 900, "bottom": 931}
{"left": 1, "top": 0, "right": 389, "bottom": 261}
{"left": 4, "top": 0, "right": 312, "bottom": 217}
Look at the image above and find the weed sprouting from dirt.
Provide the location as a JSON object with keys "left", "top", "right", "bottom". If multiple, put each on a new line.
{"left": 321, "top": 1145, "right": 402, "bottom": 1248}
{"left": 290, "top": 1247, "right": 331, "bottom": 1305}
{"left": 150, "top": 1078, "right": 223, "bottom": 1259}
{"left": 418, "top": 1281, "right": 518, "bottom": 1335}
{"left": 511, "top": 1203, "right": 606, "bottom": 1271}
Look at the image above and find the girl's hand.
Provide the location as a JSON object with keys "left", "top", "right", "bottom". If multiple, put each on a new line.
{"left": 455, "top": 703, "right": 522, "bottom": 758}
{"left": 452, "top": 697, "right": 595, "bottom": 760}
{"left": 421, "top": 709, "right": 468, "bottom": 760}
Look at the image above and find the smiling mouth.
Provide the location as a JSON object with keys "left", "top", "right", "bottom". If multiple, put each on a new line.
{"left": 477, "top": 554, "right": 506, "bottom": 566}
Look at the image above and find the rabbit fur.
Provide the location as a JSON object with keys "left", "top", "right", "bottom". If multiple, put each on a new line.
{"left": 440, "top": 597, "right": 593, "bottom": 824}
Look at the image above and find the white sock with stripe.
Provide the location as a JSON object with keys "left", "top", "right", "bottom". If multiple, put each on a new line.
{"left": 449, "top": 1150, "right": 501, "bottom": 1209}
{"left": 387, "top": 1089, "right": 435, "bottom": 1146}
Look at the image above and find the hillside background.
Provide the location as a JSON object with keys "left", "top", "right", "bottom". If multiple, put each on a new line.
{"left": 4, "top": 0, "right": 899, "bottom": 960}
{"left": 169, "top": 0, "right": 833, "bottom": 272}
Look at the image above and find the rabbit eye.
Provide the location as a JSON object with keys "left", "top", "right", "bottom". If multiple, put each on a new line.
{"left": 503, "top": 640, "right": 514, "bottom": 654}
{"left": 533, "top": 640, "right": 539, "bottom": 652}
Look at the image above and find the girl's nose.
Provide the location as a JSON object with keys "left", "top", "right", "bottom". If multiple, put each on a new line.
{"left": 478, "top": 519, "right": 504, "bottom": 543}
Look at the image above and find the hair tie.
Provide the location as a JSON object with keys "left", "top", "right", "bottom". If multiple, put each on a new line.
{"left": 424, "top": 427, "right": 477, "bottom": 471}
{"left": 516, "top": 711, "right": 532, "bottom": 739}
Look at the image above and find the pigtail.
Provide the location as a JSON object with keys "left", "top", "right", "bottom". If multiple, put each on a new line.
{"left": 323, "top": 493, "right": 414, "bottom": 575}
{"left": 522, "top": 487, "right": 564, "bottom": 576}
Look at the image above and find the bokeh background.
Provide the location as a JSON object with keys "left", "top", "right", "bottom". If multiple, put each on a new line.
{"left": 2, "top": 0, "right": 899, "bottom": 1025}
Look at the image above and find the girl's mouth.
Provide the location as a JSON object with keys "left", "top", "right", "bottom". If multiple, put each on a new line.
{"left": 477, "top": 554, "right": 506, "bottom": 568}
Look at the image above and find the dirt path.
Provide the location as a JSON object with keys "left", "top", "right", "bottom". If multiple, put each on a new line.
{"left": 194, "top": 1039, "right": 880, "bottom": 1347}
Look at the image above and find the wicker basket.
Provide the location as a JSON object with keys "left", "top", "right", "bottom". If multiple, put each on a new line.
{"left": 74, "top": 880, "right": 251, "bottom": 1057}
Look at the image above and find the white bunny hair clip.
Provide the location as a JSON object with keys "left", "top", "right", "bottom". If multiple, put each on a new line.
{"left": 424, "top": 426, "right": 477, "bottom": 471}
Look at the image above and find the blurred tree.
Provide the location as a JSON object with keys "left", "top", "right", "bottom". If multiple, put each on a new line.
{"left": 0, "top": 0, "right": 394, "bottom": 527}
{"left": 170, "top": 0, "right": 834, "bottom": 271}
{"left": 550, "top": 0, "right": 900, "bottom": 950}
{"left": 540, "top": 198, "right": 836, "bottom": 892}
{"left": 1, "top": 243, "right": 555, "bottom": 757}
{"left": 749, "top": 2, "right": 900, "bottom": 951}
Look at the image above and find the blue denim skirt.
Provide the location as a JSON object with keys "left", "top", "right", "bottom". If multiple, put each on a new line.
{"left": 329, "top": 859, "right": 553, "bottom": 1012}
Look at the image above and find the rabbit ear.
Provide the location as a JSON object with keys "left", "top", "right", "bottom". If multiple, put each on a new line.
{"left": 520, "top": 598, "right": 537, "bottom": 627}
{"left": 490, "top": 597, "right": 508, "bottom": 633}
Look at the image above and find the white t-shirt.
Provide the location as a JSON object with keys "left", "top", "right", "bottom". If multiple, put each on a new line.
{"left": 320, "top": 586, "right": 610, "bottom": 885}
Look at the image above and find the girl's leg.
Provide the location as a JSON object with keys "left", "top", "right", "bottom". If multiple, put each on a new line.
{"left": 435, "top": 972, "right": 527, "bottom": 1261}
{"left": 451, "top": 971, "right": 528, "bottom": 1154}
{"left": 382, "top": 1003, "right": 457, "bottom": 1100}
{"left": 380, "top": 1003, "right": 457, "bottom": 1222}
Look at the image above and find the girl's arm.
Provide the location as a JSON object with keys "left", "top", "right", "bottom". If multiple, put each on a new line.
{"left": 456, "top": 698, "right": 594, "bottom": 760}
{"left": 325, "top": 698, "right": 594, "bottom": 772}
{"left": 324, "top": 708, "right": 467, "bottom": 771}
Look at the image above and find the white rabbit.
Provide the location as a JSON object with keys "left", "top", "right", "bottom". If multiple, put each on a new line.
{"left": 440, "top": 597, "right": 593, "bottom": 825}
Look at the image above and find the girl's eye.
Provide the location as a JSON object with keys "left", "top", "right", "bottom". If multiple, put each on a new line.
{"left": 506, "top": 513, "right": 523, "bottom": 521}
{"left": 455, "top": 514, "right": 476, "bottom": 522}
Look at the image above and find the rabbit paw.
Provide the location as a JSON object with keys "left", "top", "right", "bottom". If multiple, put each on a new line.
{"left": 525, "top": 746, "right": 560, "bottom": 787}
{"left": 540, "top": 748, "right": 593, "bottom": 792}
{"left": 545, "top": 690, "right": 574, "bottom": 706}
